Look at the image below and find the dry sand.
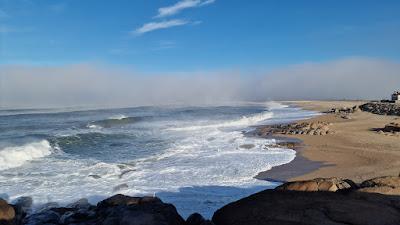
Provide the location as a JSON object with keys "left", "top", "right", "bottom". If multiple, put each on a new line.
{"left": 267, "top": 101, "right": 400, "bottom": 183}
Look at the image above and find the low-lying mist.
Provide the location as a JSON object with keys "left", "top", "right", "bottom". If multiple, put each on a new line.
{"left": 1, "top": 57, "right": 399, "bottom": 109}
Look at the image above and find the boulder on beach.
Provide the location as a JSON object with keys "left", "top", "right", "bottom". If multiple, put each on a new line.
{"left": 276, "top": 177, "right": 357, "bottom": 192}
{"left": 358, "top": 176, "right": 400, "bottom": 195}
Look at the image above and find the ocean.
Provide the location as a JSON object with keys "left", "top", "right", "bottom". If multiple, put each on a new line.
{"left": 0, "top": 102, "right": 318, "bottom": 218}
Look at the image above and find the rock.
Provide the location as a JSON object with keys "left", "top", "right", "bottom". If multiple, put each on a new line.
{"left": 23, "top": 210, "right": 60, "bottom": 225}
{"left": 0, "top": 198, "right": 15, "bottom": 222}
{"left": 94, "top": 194, "right": 185, "bottom": 225}
{"left": 12, "top": 196, "right": 33, "bottom": 225}
{"left": 66, "top": 198, "right": 92, "bottom": 210}
{"left": 384, "top": 123, "right": 400, "bottom": 132}
{"left": 276, "top": 177, "right": 357, "bottom": 192}
{"left": 358, "top": 176, "right": 400, "bottom": 195}
{"left": 212, "top": 189, "right": 400, "bottom": 225}
{"left": 256, "top": 121, "right": 332, "bottom": 136}
{"left": 97, "top": 194, "right": 162, "bottom": 208}
{"left": 186, "top": 213, "right": 204, "bottom": 225}
{"left": 185, "top": 213, "right": 215, "bottom": 225}
{"left": 36, "top": 202, "right": 59, "bottom": 213}
{"left": 13, "top": 196, "right": 32, "bottom": 213}
{"left": 59, "top": 208, "right": 96, "bottom": 224}
{"left": 360, "top": 102, "right": 400, "bottom": 116}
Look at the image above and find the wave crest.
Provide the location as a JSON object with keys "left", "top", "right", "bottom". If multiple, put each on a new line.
{"left": 88, "top": 116, "right": 140, "bottom": 128}
{"left": 169, "top": 111, "right": 273, "bottom": 131}
{"left": 0, "top": 140, "right": 53, "bottom": 171}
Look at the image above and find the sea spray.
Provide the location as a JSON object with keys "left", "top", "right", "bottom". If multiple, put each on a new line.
{"left": 0, "top": 140, "right": 53, "bottom": 170}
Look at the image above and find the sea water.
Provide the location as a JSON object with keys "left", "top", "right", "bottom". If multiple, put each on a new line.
{"left": 0, "top": 102, "right": 318, "bottom": 218}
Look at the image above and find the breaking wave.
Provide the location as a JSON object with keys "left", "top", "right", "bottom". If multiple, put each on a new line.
{"left": 0, "top": 140, "right": 53, "bottom": 171}
{"left": 87, "top": 115, "right": 140, "bottom": 128}
{"left": 168, "top": 111, "right": 273, "bottom": 131}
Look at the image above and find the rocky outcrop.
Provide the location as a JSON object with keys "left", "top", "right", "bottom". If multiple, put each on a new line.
{"left": 326, "top": 105, "right": 360, "bottom": 120}
{"left": 257, "top": 121, "right": 332, "bottom": 136}
{"left": 212, "top": 176, "right": 400, "bottom": 225}
{"left": 276, "top": 177, "right": 357, "bottom": 192}
{"left": 0, "top": 199, "right": 15, "bottom": 225}
{"left": 212, "top": 189, "right": 400, "bottom": 225}
{"left": 358, "top": 176, "right": 400, "bottom": 195}
{"left": 360, "top": 102, "right": 400, "bottom": 116}
{"left": 328, "top": 105, "right": 360, "bottom": 114}
{"left": 21, "top": 195, "right": 186, "bottom": 225}
{"left": 186, "top": 213, "right": 214, "bottom": 225}
{"left": 373, "top": 122, "right": 400, "bottom": 136}
{"left": 383, "top": 123, "right": 400, "bottom": 132}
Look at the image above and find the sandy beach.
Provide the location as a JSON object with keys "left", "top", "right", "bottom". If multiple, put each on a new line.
{"left": 259, "top": 100, "right": 400, "bottom": 183}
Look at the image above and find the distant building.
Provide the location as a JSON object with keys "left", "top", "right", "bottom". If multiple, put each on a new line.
{"left": 392, "top": 91, "right": 400, "bottom": 101}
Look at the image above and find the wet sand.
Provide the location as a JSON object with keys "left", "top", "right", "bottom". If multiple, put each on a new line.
{"left": 258, "top": 100, "right": 400, "bottom": 183}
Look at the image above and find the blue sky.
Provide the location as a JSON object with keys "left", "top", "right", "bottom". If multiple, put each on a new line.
{"left": 1, "top": 0, "right": 400, "bottom": 72}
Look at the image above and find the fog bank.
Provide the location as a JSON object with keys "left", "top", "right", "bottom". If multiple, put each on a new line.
{"left": 1, "top": 58, "right": 399, "bottom": 108}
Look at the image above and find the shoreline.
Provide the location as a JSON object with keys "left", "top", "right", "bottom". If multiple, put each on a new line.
{"left": 254, "top": 135, "right": 326, "bottom": 182}
{"left": 257, "top": 100, "right": 400, "bottom": 183}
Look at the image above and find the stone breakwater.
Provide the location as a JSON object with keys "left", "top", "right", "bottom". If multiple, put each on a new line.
{"left": 256, "top": 121, "right": 332, "bottom": 136}
{"left": 2, "top": 175, "right": 400, "bottom": 225}
{"left": 360, "top": 102, "right": 400, "bottom": 116}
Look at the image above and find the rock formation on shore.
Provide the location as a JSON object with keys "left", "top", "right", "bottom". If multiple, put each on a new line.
{"left": 374, "top": 122, "right": 400, "bottom": 136}
{"left": 256, "top": 121, "right": 332, "bottom": 136}
{"left": 360, "top": 102, "right": 400, "bottom": 116}
{"left": 2, "top": 176, "right": 400, "bottom": 225}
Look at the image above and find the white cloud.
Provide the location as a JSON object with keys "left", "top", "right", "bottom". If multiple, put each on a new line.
{"left": 133, "top": 19, "right": 189, "bottom": 35}
{"left": 156, "top": 0, "right": 215, "bottom": 18}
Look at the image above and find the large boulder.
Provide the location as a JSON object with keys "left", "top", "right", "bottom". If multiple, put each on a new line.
{"left": 23, "top": 194, "right": 185, "bottom": 225}
{"left": 212, "top": 190, "right": 400, "bottom": 225}
{"left": 358, "top": 176, "right": 400, "bottom": 195}
{"left": 94, "top": 194, "right": 185, "bottom": 225}
{"left": 0, "top": 199, "right": 15, "bottom": 224}
{"left": 12, "top": 196, "right": 32, "bottom": 225}
{"left": 276, "top": 177, "right": 357, "bottom": 192}
{"left": 186, "top": 213, "right": 214, "bottom": 225}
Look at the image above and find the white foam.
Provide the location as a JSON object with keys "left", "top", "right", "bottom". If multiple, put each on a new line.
{"left": 108, "top": 114, "right": 128, "bottom": 120}
{"left": 264, "top": 101, "right": 289, "bottom": 109}
{"left": 168, "top": 111, "right": 273, "bottom": 131}
{"left": 87, "top": 124, "right": 102, "bottom": 129}
{"left": 0, "top": 140, "right": 53, "bottom": 171}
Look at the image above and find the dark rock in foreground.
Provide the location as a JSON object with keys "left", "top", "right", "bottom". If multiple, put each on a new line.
{"left": 212, "top": 190, "right": 400, "bottom": 225}
{"left": 3, "top": 176, "right": 400, "bottom": 225}
{"left": 22, "top": 194, "right": 185, "bottom": 225}
{"left": 212, "top": 176, "right": 400, "bottom": 225}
